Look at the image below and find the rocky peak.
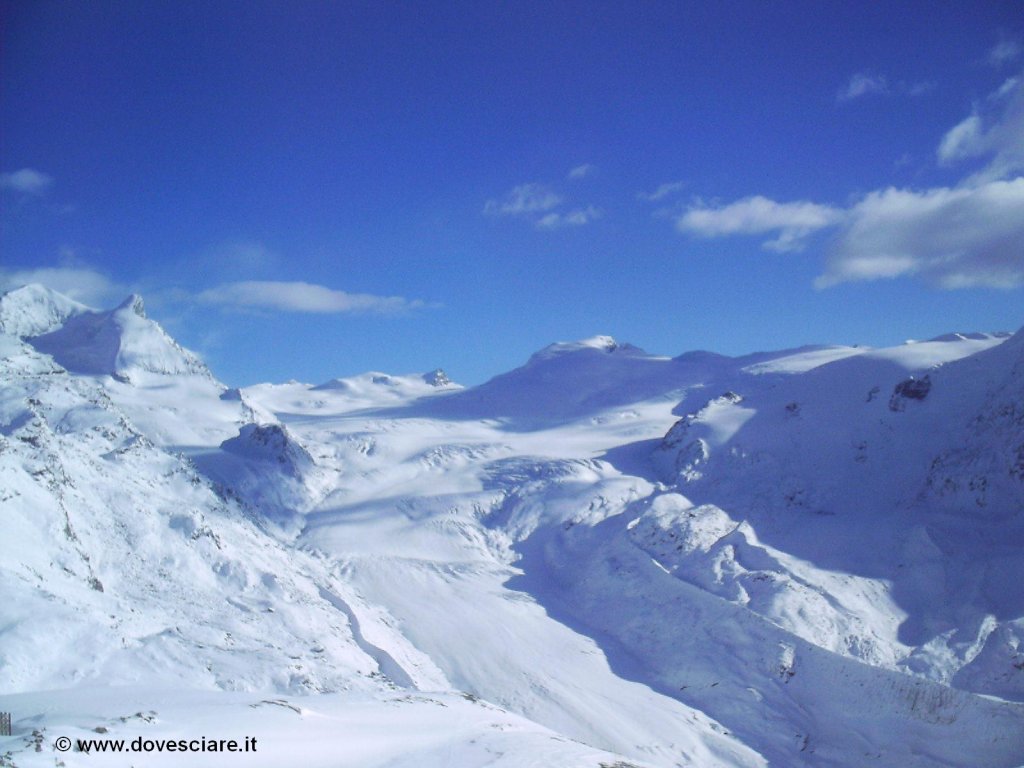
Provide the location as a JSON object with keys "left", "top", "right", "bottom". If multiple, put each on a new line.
{"left": 422, "top": 368, "right": 452, "bottom": 387}
{"left": 117, "top": 293, "right": 147, "bottom": 318}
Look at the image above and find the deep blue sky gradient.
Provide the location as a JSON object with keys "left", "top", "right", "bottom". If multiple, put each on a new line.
{"left": 2, "top": 1, "right": 1023, "bottom": 384}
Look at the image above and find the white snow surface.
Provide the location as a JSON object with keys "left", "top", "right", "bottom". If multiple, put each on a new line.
{"left": 28, "top": 293, "right": 212, "bottom": 380}
{"left": 0, "top": 283, "right": 90, "bottom": 338}
{"left": 2, "top": 287, "right": 1023, "bottom": 768}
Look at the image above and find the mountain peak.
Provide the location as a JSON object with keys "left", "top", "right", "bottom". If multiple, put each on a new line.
{"left": 0, "top": 283, "right": 91, "bottom": 337}
{"left": 530, "top": 335, "right": 646, "bottom": 362}
{"left": 579, "top": 334, "right": 620, "bottom": 351}
{"left": 117, "top": 293, "right": 147, "bottom": 318}
{"left": 28, "top": 291, "right": 212, "bottom": 380}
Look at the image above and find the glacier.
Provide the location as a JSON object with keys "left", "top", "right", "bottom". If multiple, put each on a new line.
{"left": 1, "top": 284, "right": 1022, "bottom": 767}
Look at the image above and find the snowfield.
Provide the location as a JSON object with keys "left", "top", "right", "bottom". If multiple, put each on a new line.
{"left": 2, "top": 284, "right": 1023, "bottom": 767}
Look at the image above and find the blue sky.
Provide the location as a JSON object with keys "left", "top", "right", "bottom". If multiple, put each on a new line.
{"left": 2, "top": 1, "right": 1023, "bottom": 386}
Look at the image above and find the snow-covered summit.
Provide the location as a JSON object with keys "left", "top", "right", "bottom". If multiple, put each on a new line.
{"left": 27, "top": 291, "right": 212, "bottom": 380}
{"left": 118, "top": 292, "right": 147, "bottom": 317}
{"left": 926, "top": 331, "right": 1012, "bottom": 343}
{"left": 529, "top": 334, "right": 647, "bottom": 362}
{"left": 0, "top": 282, "right": 90, "bottom": 337}
{"left": 413, "top": 335, "right": 679, "bottom": 423}
{"left": 313, "top": 369, "right": 460, "bottom": 396}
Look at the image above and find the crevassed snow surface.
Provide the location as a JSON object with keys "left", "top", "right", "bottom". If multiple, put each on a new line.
{"left": 2, "top": 285, "right": 1023, "bottom": 768}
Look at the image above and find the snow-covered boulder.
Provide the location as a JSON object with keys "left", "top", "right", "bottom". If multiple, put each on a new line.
{"left": 221, "top": 423, "right": 315, "bottom": 479}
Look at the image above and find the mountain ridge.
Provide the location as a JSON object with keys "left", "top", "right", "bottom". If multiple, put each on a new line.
{"left": 1, "top": 286, "right": 1022, "bottom": 768}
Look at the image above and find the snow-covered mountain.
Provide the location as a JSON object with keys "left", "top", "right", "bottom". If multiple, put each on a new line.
{"left": 0, "top": 283, "right": 89, "bottom": 337}
{"left": 2, "top": 285, "right": 1023, "bottom": 768}
{"left": 28, "top": 292, "right": 212, "bottom": 380}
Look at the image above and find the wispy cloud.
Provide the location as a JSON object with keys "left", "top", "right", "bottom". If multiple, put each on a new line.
{"left": 680, "top": 180, "right": 1024, "bottom": 288}
{"left": 938, "top": 115, "right": 984, "bottom": 165}
{"left": 484, "top": 179, "right": 601, "bottom": 230}
{"left": 0, "top": 168, "right": 53, "bottom": 195}
{"left": 567, "top": 163, "right": 596, "bottom": 180}
{"left": 196, "top": 281, "right": 426, "bottom": 315}
{"left": 483, "top": 184, "right": 562, "bottom": 217}
{"left": 989, "top": 37, "right": 1022, "bottom": 68}
{"left": 0, "top": 263, "right": 126, "bottom": 306}
{"left": 677, "top": 72, "right": 1024, "bottom": 290}
{"left": 817, "top": 179, "right": 1024, "bottom": 289}
{"left": 936, "top": 73, "right": 1024, "bottom": 183}
{"left": 638, "top": 181, "right": 685, "bottom": 202}
{"left": 838, "top": 72, "right": 888, "bottom": 102}
{"left": 837, "top": 73, "right": 933, "bottom": 103}
{"left": 2, "top": 261, "right": 432, "bottom": 318}
{"left": 536, "top": 206, "right": 603, "bottom": 230}
{"left": 823, "top": 73, "right": 1024, "bottom": 288}
{"left": 677, "top": 196, "right": 843, "bottom": 252}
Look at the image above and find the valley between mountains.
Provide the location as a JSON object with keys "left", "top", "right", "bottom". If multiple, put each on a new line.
{"left": 2, "top": 284, "right": 1023, "bottom": 767}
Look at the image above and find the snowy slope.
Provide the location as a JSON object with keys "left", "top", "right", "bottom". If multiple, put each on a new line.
{"left": 29, "top": 293, "right": 211, "bottom": 380}
{"left": 0, "top": 293, "right": 654, "bottom": 768}
{"left": 0, "top": 283, "right": 89, "bottom": 338}
{"left": 649, "top": 329, "right": 1024, "bottom": 698}
{"left": 2, "top": 287, "right": 1023, "bottom": 768}
{"left": 13, "top": 289, "right": 260, "bottom": 446}
{"left": 0, "top": 688, "right": 650, "bottom": 768}
{"left": 0, "top": 335, "right": 403, "bottom": 696}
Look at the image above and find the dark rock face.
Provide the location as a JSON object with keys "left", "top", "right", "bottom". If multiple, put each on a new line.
{"left": 889, "top": 375, "right": 931, "bottom": 411}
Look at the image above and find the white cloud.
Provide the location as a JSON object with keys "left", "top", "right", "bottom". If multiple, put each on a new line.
{"left": 677, "top": 196, "right": 843, "bottom": 251}
{"left": 838, "top": 72, "right": 888, "bottom": 102}
{"left": 0, "top": 265, "right": 125, "bottom": 306}
{"left": 994, "top": 75, "right": 1020, "bottom": 100}
{"left": 0, "top": 168, "right": 53, "bottom": 195}
{"left": 196, "top": 281, "right": 425, "bottom": 315}
{"left": 817, "top": 179, "right": 1024, "bottom": 289}
{"left": 938, "top": 115, "right": 985, "bottom": 164}
{"left": 536, "top": 206, "right": 602, "bottom": 230}
{"left": 838, "top": 74, "right": 933, "bottom": 102}
{"left": 937, "top": 73, "right": 1024, "bottom": 183}
{"left": 568, "top": 164, "right": 596, "bottom": 180}
{"left": 484, "top": 180, "right": 601, "bottom": 230}
{"left": 483, "top": 184, "right": 562, "bottom": 216}
{"left": 989, "top": 38, "right": 1022, "bottom": 67}
{"left": 638, "top": 181, "right": 685, "bottom": 202}
{"left": 677, "top": 180, "right": 1024, "bottom": 289}
{"left": 675, "top": 70, "right": 1024, "bottom": 291}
